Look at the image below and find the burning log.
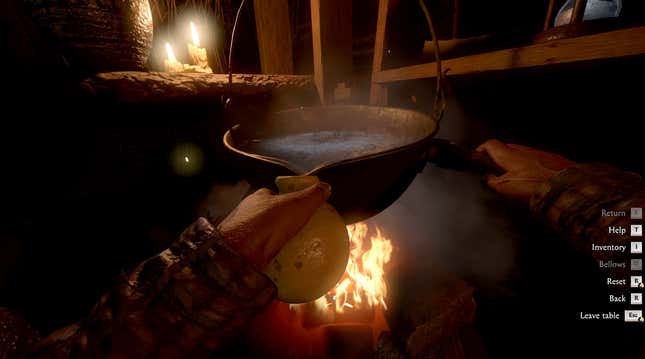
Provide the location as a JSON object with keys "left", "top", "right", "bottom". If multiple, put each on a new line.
{"left": 279, "top": 223, "right": 394, "bottom": 357}
{"left": 249, "top": 222, "right": 482, "bottom": 359}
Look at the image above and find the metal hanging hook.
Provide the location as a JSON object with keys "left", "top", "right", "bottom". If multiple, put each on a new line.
{"left": 224, "top": 0, "right": 248, "bottom": 109}
{"left": 418, "top": 0, "right": 447, "bottom": 127}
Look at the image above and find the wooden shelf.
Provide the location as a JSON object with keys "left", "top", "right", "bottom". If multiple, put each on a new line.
{"left": 80, "top": 72, "right": 315, "bottom": 104}
{"left": 373, "top": 26, "right": 645, "bottom": 84}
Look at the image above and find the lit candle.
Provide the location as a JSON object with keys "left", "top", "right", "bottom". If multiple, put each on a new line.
{"left": 164, "top": 42, "right": 184, "bottom": 72}
{"left": 187, "top": 22, "right": 212, "bottom": 72}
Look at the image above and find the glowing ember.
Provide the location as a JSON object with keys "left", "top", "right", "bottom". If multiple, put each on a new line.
{"left": 296, "top": 222, "right": 393, "bottom": 316}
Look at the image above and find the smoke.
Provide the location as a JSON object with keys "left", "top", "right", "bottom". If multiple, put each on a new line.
{"left": 362, "top": 93, "right": 521, "bottom": 288}
{"left": 365, "top": 167, "right": 519, "bottom": 286}
{"left": 195, "top": 180, "right": 251, "bottom": 222}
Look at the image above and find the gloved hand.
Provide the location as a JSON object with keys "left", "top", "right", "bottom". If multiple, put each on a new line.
{"left": 219, "top": 182, "right": 332, "bottom": 270}
{"left": 476, "top": 139, "right": 576, "bottom": 204}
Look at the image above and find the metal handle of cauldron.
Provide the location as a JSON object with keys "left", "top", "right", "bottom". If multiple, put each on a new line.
{"left": 223, "top": 0, "right": 248, "bottom": 109}
{"left": 418, "top": 1, "right": 504, "bottom": 177}
{"left": 419, "top": 0, "right": 447, "bottom": 127}
{"left": 427, "top": 139, "right": 505, "bottom": 176}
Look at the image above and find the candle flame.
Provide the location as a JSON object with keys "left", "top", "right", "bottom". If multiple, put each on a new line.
{"left": 165, "top": 42, "right": 177, "bottom": 62}
{"left": 190, "top": 22, "right": 200, "bottom": 46}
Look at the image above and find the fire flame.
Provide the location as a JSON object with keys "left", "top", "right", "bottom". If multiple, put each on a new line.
{"left": 165, "top": 42, "right": 177, "bottom": 62}
{"left": 190, "top": 22, "right": 201, "bottom": 46}
{"left": 314, "top": 223, "right": 392, "bottom": 314}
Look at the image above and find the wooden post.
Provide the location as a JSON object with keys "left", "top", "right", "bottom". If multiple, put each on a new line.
{"left": 570, "top": 0, "right": 588, "bottom": 24}
{"left": 253, "top": 0, "right": 294, "bottom": 74}
{"left": 369, "top": 0, "right": 389, "bottom": 105}
{"left": 452, "top": 0, "right": 460, "bottom": 39}
{"left": 310, "top": 0, "right": 353, "bottom": 104}
{"left": 310, "top": 0, "right": 325, "bottom": 103}
{"left": 543, "top": 0, "right": 556, "bottom": 30}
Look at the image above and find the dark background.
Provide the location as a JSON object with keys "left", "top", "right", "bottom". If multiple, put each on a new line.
{"left": 1, "top": 0, "right": 644, "bottom": 358}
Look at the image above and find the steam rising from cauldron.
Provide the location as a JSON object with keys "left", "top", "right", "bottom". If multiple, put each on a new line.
{"left": 196, "top": 180, "right": 251, "bottom": 222}
{"left": 365, "top": 168, "right": 517, "bottom": 285}
{"left": 362, "top": 93, "right": 518, "bottom": 287}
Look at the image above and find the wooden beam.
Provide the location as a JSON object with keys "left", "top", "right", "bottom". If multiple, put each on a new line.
{"left": 310, "top": 0, "right": 353, "bottom": 104}
{"left": 81, "top": 72, "right": 315, "bottom": 103}
{"left": 452, "top": 0, "right": 460, "bottom": 38}
{"left": 369, "top": 0, "right": 389, "bottom": 105}
{"left": 570, "top": 0, "right": 588, "bottom": 24}
{"left": 544, "top": 0, "right": 556, "bottom": 31}
{"left": 253, "top": 0, "right": 293, "bottom": 74}
{"left": 373, "top": 26, "right": 645, "bottom": 83}
{"left": 310, "top": 0, "right": 325, "bottom": 103}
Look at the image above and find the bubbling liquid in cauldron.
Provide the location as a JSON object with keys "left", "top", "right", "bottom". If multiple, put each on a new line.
{"left": 241, "top": 130, "right": 404, "bottom": 173}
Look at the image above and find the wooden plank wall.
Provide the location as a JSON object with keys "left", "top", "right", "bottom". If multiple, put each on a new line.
{"left": 310, "top": 0, "right": 353, "bottom": 104}
{"left": 253, "top": 0, "right": 294, "bottom": 74}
